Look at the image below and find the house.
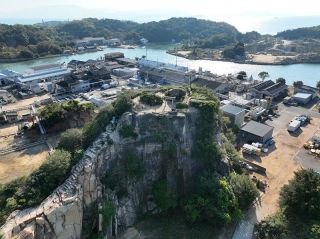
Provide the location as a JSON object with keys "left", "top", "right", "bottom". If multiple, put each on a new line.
{"left": 249, "top": 80, "right": 288, "bottom": 99}
{"left": 240, "top": 121, "right": 274, "bottom": 144}
{"left": 220, "top": 104, "right": 246, "bottom": 126}
{"left": 294, "top": 85, "right": 318, "bottom": 99}
{"left": 193, "top": 77, "right": 230, "bottom": 94}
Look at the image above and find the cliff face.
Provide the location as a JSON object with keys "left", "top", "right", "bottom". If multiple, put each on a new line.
{"left": 1, "top": 109, "right": 228, "bottom": 239}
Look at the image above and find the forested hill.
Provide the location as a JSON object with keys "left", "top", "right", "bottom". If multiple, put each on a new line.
{"left": 0, "top": 17, "right": 240, "bottom": 48}
{"left": 276, "top": 25, "right": 320, "bottom": 40}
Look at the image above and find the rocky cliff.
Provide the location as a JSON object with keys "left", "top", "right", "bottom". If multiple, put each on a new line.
{"left": 1, "top": 107, "right": 228, "bottom": 239}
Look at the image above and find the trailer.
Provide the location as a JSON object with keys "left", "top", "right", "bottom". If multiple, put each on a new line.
{"left": 288, "top": 120, "right": 301, "bottom": 133}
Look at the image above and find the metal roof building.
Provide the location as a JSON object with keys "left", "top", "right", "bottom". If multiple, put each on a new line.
{"left": 240, "top": 120, "right": 274, "bottom": 143}
{"left": 220, "top": 104, "right": 246, "bottom": 126}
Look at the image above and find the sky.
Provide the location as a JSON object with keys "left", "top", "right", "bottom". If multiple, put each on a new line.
{"left": 1, "top": 0, "right": 320, "bottom": 34}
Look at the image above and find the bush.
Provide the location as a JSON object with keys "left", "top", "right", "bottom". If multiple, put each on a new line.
{"left": 112, "top": 93, "right": 133, "bottom": 117}
{"left": 119, "top": 124, "right": 138, "bottom": 139}
{"left": 230, "top": 173, "right": 259, "bottom": 210}
{"left": 140, "top": 92, "right": 163, "bottom": 106}
{"left": 152, "top": 180, "right": 177, "bottom": 211}
{"left": 184, "top": 173, "right": 241, "bottom": 225}
{"left": 254, "top": 213, "right": 289, "bottom": 239}
{"left": 82, "top": 104, "right": 114, "bottom": 148}
{"left": 40, "top": 103, "right": 65, "bottom": 128}
{"left": 124, "top": 151, "right": 145, "bottom": 180}
{"left": 176, "top": 102, "right": 188, "bottom": 109}
{"left": 58, "top": 128, "right": 83, "bottom": 154}
{"left": 101, "top": 199, "right": 115, "bottom": 231}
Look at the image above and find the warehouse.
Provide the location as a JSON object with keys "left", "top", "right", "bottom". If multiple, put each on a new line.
{"left": 239, "top": 121, "right": 274, "bottom": 144}
{"left": 292, "top": 93, "right": 312, "bottom": 105}
{"left": 220, "top": 104, "right": 245, "bottom": 126}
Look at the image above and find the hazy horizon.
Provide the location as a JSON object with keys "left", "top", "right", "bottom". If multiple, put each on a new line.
{"left": 1, "top": 0, "right": 320, "bottom": 34}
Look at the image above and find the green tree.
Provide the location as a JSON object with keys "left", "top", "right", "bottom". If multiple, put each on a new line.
{"left": 184, "top": 174, "right": 241, "bottom": 225}
{"left": 279, "top": 169, "right": 320, "bottom": 222}
{"left": 258, "top": 72, "right": 269, "bottom": 81}
{"left": 293, "top": 81, "right": 303, "bottom": 88}
{"left": 40, "top": 103, "right": 64, "bottom": 128}
{"left": 230, "top": 173, "right": 259, "bottom": 210}
{"left": 316, "top": 81, "right": 320, "bottom": 92}
{"left": 276, "top": 78, "right": 286, "bottom": 84}
{"left": 58, "top": 128, "right": 83, "bottom": 154}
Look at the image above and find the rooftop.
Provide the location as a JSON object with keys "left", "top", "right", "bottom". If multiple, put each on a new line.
{"left": 193, "top": 78, "right": 223, "bottom": 91}
{"left": 221, "top": 104, "right": 245, "bottom": 115}
{"left": 18, "top": 67, "right": 71, "bottom": 83}
{"left": 293, "top": 93, "right": 312, "bottom": 99}
{"left": 241, "top": 121, "right": 273, "bottom": 137}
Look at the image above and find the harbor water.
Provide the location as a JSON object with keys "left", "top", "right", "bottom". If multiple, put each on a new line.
{"left": 0, "top": 44, "right": 320, "bottom": 87}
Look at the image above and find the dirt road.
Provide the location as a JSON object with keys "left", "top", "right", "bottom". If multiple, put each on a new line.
{"left": 232, "top": 107, "right": 320, "bottom": 239}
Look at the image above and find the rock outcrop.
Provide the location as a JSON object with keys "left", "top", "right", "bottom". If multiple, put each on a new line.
{"left": 1, "top": 109, "right": 228, "bottom": 239}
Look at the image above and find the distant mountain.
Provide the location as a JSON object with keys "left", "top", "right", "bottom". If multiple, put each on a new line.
{"left": 276, "top": 25, "right": 320, "bottom": 40}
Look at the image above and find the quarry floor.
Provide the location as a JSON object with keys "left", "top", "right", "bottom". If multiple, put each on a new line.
{"left": 233, "top": 105, "right": 320, "bottom": 239}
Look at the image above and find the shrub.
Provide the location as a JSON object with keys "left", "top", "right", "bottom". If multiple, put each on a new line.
{"left": 58, "top": 128, "right": 83, "bottom": 154}
{"left": 101, "top": 199, "right": 115, "bottom": 231}
{"left": 112, "top": 93, "right": 133, "bottom": 117}
{"left": 124, "top": 151, "right": 145, "bottom": 180}
{"left": 119, "top": 124, "right": 138, "bottom": 139}
{"left": 230, "top": 173, "right": 259, "bottom": 210}
{"left": 140, "top": 92, "right": 163, "bottom": 106}
{"left": 184, "top": 173, "right": 241, "bottom": 225}
{"left": 176, "top": 102, "right": 188, "bottom": 109}
{"left": 254, "top": 213, "right": 289, "bottom": 239}
{"left": 152, "top": 180, "right": 177, "bottom": 211}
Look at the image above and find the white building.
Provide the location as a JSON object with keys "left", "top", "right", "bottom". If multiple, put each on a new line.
{"left": 16, "top": 64, "right": 71, "bottom": 93}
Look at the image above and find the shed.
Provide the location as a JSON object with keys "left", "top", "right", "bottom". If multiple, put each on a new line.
{"left": 292, "top": 93, "right": 312, "bottom": 105}
{"left": 240, "top": 121, "right": 274, "bottom": 143}
{"left": 221, "top": 104, "right": 246, "bottom": 126}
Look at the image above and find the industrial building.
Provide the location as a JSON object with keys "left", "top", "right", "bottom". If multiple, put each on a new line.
{"left": 249, "top": 80, "right": 288, "bottom": 99}
{"left": 16, "top": 64, "right": 71, "bottom": 93}
{"left": 137, "top": 59, "right": 194, "bottom": 85}
{"left": 220, "top": 104, "right": 246, "bottom": 126}
{"left": 193, "top": 76, "right": 230, "bottom": 94}
{"left": 240, "top": 121, "right": 274, "bottom": 144}
{"left": 292, "top": 93, "right": 313, "bottom": 105}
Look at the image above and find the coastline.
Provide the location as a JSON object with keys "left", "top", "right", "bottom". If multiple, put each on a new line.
{"left": 167, "top": 50, "right": 320, "bottom": 66}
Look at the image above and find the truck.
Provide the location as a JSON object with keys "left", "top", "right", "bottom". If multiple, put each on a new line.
{"left": 287, "top": 120, "right": 301, "bottom": 133}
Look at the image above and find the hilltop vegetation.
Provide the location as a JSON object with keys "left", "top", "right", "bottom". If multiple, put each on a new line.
{"left": 277, "top": 25, "right": 320, "bottom": 40}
